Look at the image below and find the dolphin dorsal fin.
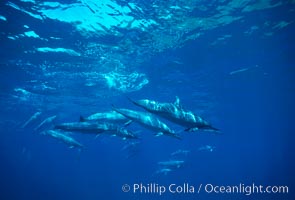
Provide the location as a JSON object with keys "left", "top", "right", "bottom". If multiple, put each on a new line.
{"left": 174, "top": 96, "right": 181, "bottom": 108}
{"left": 80, "top": 116, "right": 85, "bottom": 122}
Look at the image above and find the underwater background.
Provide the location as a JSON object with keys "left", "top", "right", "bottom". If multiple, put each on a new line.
{"left": 0, "top": 0, "right": 294, "bottom": 199}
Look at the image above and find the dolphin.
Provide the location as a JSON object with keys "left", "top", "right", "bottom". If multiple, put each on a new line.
{"left": 121, "top": 141, "right": 140, "bottom": 152}
{"left": 41, "top": 130, "right": 83, "bottom": 149}
{"left": 158, "top": 160, "right": 185, "bottom": 169}
{"left": 21, "top": 111, "right": 42, "bottom": 128}
{"left": 34, "top": 115, "right": 57, "bottom": 131}
{"left": 55, "top": 122, "right": 138, "bottom": 140}
{"left": 155, "top": 168, "right": 173, "bottom": 175}
{"left": 55, "top": 122, "right": 107, "bottom": 134}
{"left": 112, "top": 106, "right": 181, "bottom": 140}
{"left": 129, "top": 96, "right": 219, "bottom": 132}
{"left": 198, "top": 145, "right": 216, "bottom": 152}
{"left": 80, "top": 111, "right": 127, "bottom": 123}
{"left": 170, "top": 149, "right": 190, "bottom": 157}
{"left": 121, "top": 141, "right": 141, "bottom": 159}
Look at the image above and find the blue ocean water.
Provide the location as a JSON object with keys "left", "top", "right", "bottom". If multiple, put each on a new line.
{"left": 0, "top": 0, "right": 294, "bottom": 199}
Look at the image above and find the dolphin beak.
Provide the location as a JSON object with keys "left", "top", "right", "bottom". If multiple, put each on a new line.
{"left": 207, "top": 125, "right": 219, "bottom": 132}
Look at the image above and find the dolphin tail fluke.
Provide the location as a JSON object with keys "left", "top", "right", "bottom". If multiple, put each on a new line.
{"left": 39, "top": 130, "right": 47, "bottom": 135}
{"left": 76, "top": 147, "right": 84, "bottom": 161}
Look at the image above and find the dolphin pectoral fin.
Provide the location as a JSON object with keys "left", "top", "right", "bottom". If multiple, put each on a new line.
{"left": 94, "top": 134, "right": 100, "bottom": 139}
{"left": 176, "top": 135, "right": 182, "bottom": 140}
{"left": 133, "top": 130, "right": 142, "bottom": 138}
{"left": 154, "top": 132, "right": 164, "bottom": 137}
{"left": 172, "top": 134, "right": 182, "bottom": 140}
{"left": 124, "top": 120, "right": 133, "bottom": 127}
{"left": 69, "top": 146, "right": 74, "bottom": 149}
